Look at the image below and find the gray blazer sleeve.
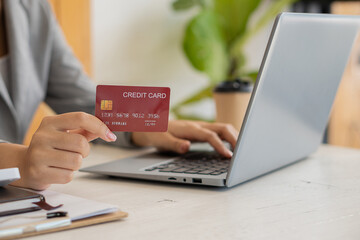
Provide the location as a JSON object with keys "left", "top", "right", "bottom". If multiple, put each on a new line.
{"left": 44, "top": 2, "right": 95, "bottom": 115}
{"left": 42, "top": 2, "right": 136, "bottom": 148}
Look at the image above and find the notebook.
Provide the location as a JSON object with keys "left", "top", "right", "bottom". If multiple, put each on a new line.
{"left": 0, "top": 186, "right": 43, "bottom": 217}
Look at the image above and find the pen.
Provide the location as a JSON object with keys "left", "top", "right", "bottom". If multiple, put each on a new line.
{"left": 0, "top": 212, "right": 70, "bottom": 238}
{"left": 0, "top": 211, "right": 68, "bottom": 224}
{"left": 0, "top": 217, "right": 71, "bottom": 238}
{"left": 46, "top": 211, "right": 68, "bottom": 219}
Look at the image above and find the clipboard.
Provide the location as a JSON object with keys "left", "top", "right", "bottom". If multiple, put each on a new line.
{"left": 0, "top": 190, "right": 128, "bottom": 239}
{"left": 1, "top": 210, "right": 128, "bottom": 240}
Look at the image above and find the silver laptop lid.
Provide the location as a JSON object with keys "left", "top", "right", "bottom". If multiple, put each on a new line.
{"left": 227, "top": 13, "right": 360, "bottom": 187}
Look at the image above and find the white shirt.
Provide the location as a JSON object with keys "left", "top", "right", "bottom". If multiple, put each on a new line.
{"left": 0, "top": 55, "right": 10, "bottom": 93}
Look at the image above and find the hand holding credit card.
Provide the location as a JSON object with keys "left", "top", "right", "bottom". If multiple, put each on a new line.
{"left": 95, "top": 85, "right": 170, "bottom": 132}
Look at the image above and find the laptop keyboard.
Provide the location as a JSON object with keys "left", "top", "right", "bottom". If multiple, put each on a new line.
{"left": 144, "top": 151, "right": 231, "bottom": 176}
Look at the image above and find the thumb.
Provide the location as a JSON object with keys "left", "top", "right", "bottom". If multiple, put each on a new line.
{"left": 153, "top": 133, "right": 191, "bottom": 154}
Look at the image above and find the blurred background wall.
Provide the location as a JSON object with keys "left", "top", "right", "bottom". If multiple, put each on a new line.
{"left": 90, "top": 0, "right": 273, "bottom": 107}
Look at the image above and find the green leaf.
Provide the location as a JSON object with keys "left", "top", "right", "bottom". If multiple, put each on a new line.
{"left": 171, "top": 85, "right": 214, "bottom": 121}
{"left": 231, "top": 0, "right": 298, "bottom": 63}
{"left": 230, "top": 0, "right": 298, "bottom": 77}
{"left": 213, "top": 0, "right": 262, "bottom": 46}
{"left": 251, "top": 0, "right": 298, "bottom": 37}
{"left": 183, "top": 10, "right": 229, "bottom": 83}
{"left": 172, "top": 0, "right": 210, "bottom": 11}
{"left": 175, "top": 85, "right": 214, "bottom": 108}
{"left": 241, "top": 70, "right": 258, "bottom": 83}
{"left": 172, "top": 0, "right": 197, "bottom": 11}
{"left": 171, "top": 84, "right": 213, "bottom": 112}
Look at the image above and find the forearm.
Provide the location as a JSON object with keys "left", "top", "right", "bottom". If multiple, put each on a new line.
{"left": 0, "top": 143, "right": 28, "bottom": 188}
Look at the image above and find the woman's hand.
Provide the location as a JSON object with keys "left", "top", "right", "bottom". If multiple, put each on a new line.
{"left": 13, "top": 112, "right": 117, "bottom": 190}
{"left": 132, "top": 120, "right": 238, "bottom": 158}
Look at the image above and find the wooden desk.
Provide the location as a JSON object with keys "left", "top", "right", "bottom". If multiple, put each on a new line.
{"left": 28, "top": 144, "right": 360, "bottom": 240}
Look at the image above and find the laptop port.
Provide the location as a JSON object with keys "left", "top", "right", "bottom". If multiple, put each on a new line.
{"left": 168, "top": 177, "right": 176, "bottom": 180}
{"left": 192, "top": 178, "right": 202, "bottom": 184}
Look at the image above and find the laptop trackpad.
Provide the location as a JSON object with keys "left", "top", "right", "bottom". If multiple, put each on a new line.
{"left": 81, "top": 152, "right": 177, "bottom": 174}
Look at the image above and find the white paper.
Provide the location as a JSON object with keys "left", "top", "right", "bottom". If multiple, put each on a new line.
{"left": 0, "top": 168, "right": 20, "bottom": 187}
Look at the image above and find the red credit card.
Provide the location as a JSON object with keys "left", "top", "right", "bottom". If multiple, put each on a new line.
{"left": 96, "top": 85, "right": 170, "bottom": 132}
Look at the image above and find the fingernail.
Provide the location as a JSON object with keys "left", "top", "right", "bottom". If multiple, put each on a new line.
{"left": 226, "top": 149, "right": 233, "bottom": 158}
{"left": 181, "top": 144, "right": 188, "bottom": 153}
{"left": 180, "top": 142, "right": 190, "bottom": 153}
{"left": 106, "top": 130, "right": 117, "bottom": 142}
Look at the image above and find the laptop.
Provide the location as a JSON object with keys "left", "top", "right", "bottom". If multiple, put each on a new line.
{"left": 81, "top": 13, "right": 360, "bottom": 188}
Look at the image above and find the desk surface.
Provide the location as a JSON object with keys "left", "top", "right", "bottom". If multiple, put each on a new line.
{"left": 28, "top": 144, "right": 360, "bottom": 240}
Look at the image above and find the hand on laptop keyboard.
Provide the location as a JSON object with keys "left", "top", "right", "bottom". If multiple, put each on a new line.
{"left": 132, "top": 120, "right": 238, "bottom": 158}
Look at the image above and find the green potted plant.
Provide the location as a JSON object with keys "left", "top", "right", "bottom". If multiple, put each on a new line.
{"left": 172, "top": 0, "right": 297, "bottom": 129}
